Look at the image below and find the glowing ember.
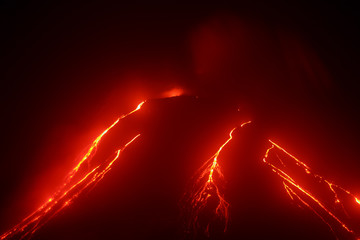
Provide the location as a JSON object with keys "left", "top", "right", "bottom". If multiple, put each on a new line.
{"left": 0, "top": 102, "right": 144, "bottom": 240}
{"left": 182, "top": 121, "right": 250, "bottom": 238}
{"left": 263, "top": 140, "right": 360, "bottom": 239}
{"left": 240, "top": 120, "right": 252, "bottom": 128}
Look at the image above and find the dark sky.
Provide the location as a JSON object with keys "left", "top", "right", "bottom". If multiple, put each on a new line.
{"left": 1, "top": 1, "right": 360, "bottom": 239}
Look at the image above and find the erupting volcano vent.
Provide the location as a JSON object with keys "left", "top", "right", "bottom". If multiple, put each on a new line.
{"left": 263, "top": 140, "right": 360, "bottom": 240}
{"left": 2, "top": 94, "right": 360, "bottom": 240}
{"left": 0, "top": 102, "right": 144, "bottom": 240}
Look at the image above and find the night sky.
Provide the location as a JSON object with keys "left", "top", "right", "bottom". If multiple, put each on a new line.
{"left": 1, "top": 1, "right": 360, "bottom": 239}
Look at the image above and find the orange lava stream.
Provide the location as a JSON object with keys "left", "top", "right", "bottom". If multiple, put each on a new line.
{"left": 184, "top": 121, "right": 251, "bottom": 237}
{"left": 0, "top": 102, "right": 144, "bottom": 240}
{"left": 69, "top": 101, "right": 144, "bottom": 180}
{"left": 263, "top": 140, "right": 360, "bottom": 239}
{"left": 207, "top": 128, "right": 236, "bottom": 184}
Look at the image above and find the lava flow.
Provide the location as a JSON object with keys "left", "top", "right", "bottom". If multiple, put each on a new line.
{"left": 183, "top": 121, "right": 251, "bottom": 238}
{"left": 263, "top": 140, "right": 360, "bottom": 239}
{"left": 0, "top": 102, "right": 144, "bottom": 240}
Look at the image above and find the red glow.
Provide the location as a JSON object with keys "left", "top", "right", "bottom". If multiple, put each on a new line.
{"left": 0, "top": 102, "right": 144, "bottom": 240}
{"left": 263, "top": 140, "right": 360, "bottom": 239}
{"left": 161, "top": 88, "right": 185, "bottom": 98}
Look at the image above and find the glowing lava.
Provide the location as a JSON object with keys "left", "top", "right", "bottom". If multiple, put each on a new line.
{"left": 263, "top": 140, "right": 360, "bottom": 239}
{"left": 183, "top": 121, "right": 251, "bottom": 238}
{"left": 0, "top": 102, "right": 144, "bottom": 240}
